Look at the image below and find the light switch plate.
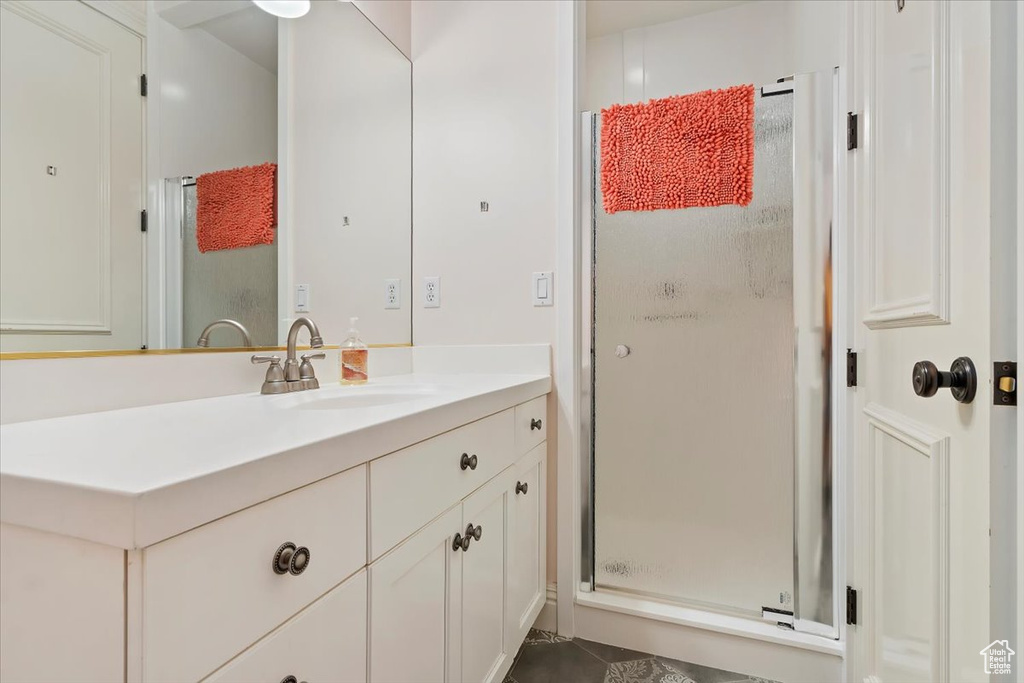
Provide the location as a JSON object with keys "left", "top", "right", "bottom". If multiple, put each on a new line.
{"left": 424, "top": 276, "right": 441, "bottom": 308}
{"left": 532, "top": 272, "right": 553, "bottom": 307}
{"left": 385, "top": 279, "right": 401, "bottom": 309}
{"left": 295, "top": 284, "right": 311, "bottom": 312}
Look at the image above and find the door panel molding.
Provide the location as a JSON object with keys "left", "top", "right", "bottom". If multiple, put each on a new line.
{"left": 863, "top": 403, "right": 949, "bottom": 682}
{"left": 0, "top": 0, "right": 112, "bottom": 334}
{"left": 863, "top": 1, "right": 950, "bottom": 329}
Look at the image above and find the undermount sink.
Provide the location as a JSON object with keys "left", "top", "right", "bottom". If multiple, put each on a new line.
{"left": 289, "top": 386, "right": 440, "bottom": 410}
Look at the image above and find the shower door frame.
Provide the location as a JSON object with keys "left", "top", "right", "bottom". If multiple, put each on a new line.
{"left": 574, "top": 69, "right": 848, "bottom": 643}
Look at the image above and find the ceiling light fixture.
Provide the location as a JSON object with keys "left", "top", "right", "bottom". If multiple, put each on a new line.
{"left": 252, "top": 0, "right": 310, "bottom": 19}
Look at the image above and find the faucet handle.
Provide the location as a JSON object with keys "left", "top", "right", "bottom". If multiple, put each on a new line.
{"left": 252, "top": 355, "right": 288, "bottom": 395}
{"left": 298, "top": 352, "right": 324, "bottom": 391}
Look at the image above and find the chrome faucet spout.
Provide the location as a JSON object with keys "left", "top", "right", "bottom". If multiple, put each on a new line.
{"left": 197, "top": 319, "right": 253, "bottom": 348}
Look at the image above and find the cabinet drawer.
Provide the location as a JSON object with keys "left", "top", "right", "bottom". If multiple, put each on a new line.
{"left": 370, "top": 409, "right": 514, "bottom": 559}
{"left": 143, "top": 466, "right": 367, "bottom": 683}
{"left": 514, "top": 396, "right": 547, "bottom": 455}
{"left": 203, "top": 569, "right": 367, "bottom": 683}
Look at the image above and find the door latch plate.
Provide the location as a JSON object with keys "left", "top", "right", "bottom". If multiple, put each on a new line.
{"left": 994, "top": 362, "right": 1017, "bottom": 406}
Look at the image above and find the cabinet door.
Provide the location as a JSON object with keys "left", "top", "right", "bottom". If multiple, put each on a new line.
{"left": 461, "top": 469, "right": 516, "bottom": 683}
{"left": 507, "top": 444, "right": 546, "bottom": 651}
{"left": 369, "top": 506, "right": 462, "bottom": 683}
{"left": 203, "top": 570, "right": 367, "bottom": 683}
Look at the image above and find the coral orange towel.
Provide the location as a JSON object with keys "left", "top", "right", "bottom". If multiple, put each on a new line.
{"left": 601, "top": 84, "right": 754, "bottom": 214}
{"left": 196, "top": 163, "right": 276, "bottom": 252}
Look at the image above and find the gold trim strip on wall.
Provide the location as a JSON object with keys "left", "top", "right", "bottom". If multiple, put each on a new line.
{"left": 0, "top": 343, "right": 412, "bottom": 361}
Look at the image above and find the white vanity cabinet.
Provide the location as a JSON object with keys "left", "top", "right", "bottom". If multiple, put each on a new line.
{"left": 143, "top": 467, "right": 367, "bottom": 683}
{"left": 507, "top": 442, "right": 547, "bottom": 649}
{"left": 0, "top": 393, "right": 548, "bottom": 683}
{"left": 203, "top": 570, "right": 368, "bottom": 683}
{"left": 369, "top": 402, "right": 548, "bottom": 683}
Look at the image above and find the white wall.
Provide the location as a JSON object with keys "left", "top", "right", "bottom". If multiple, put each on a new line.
{"left": 151, "top": 12, "right": 277, "bottom": 180}
{"left": 585, "top": 0, "right": 843, "bottom": 112}
{"left": 284, "top": 0, "right": 412, "bottom": 346}
{"left": 411, "top": 0, "right": 560, "bottom": 581}
{"left": 352, "top": 0, "right": 411, "bottom": 59}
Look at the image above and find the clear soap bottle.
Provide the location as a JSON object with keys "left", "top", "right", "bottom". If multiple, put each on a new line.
{"left": 340, "top": 317, "right": 368, "bottom": 385}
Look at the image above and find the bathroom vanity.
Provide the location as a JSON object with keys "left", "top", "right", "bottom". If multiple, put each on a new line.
{"left": 0, "top": 365, "right": 549, "bottom": 683}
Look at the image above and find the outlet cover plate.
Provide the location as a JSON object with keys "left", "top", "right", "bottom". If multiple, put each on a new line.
{"left": 532, "top": 272, "right": 553, "bottom": 306}
{"left": 295, "top": 284, "right": 311, "bottom": 312}
{"left": 385, "top": 279, "right": 401, "bottom": 309}
{"left": 424, "top": 276, "right": 440, "bottom": 308}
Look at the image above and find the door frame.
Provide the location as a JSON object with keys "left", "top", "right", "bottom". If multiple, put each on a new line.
{"left": 1016, "top": 0, "right": 1023, "bottom": 668}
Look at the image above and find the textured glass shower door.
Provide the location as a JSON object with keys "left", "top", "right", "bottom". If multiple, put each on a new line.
{"left": 592, "top": 91, "right": 795, "bottom": 617}
{"left": 180, "top": 182, "right": 278, "bottom": 347}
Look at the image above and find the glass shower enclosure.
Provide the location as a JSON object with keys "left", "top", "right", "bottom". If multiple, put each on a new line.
{"left": 163, "top": 177, "right": 278, "bottom": 348}
{"left": 583, "top": 70, "right": 838, "bottom": 636}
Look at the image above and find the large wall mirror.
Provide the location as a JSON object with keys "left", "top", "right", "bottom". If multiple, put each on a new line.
{"left": 0, "top": 0, "right": 411, "bottom": 354}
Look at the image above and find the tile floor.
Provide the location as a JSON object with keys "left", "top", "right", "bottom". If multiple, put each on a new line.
{"left": 504, "top": 630, "right": 777, "bottom": 683}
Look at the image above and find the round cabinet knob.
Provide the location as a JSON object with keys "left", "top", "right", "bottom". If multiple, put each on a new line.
{"left": 280, "top": 677, "right": 297, "bottom": 683}
{"left": 530, "top": 418, "right": 543, "bottom": 431}
{"left": 452, "top": 533, "right": 470, "bottom": 552}
{"left": 289, "top": 546, "right": 311, "bottom": 576}
{"left": 615, "top": 345, "right": 631, "bottom": 358}
{"left": 912, "top": 357, "right": 977, "bottom": 404}
{"left": 460, "top": 453, "right": 479, "bottom": 471}
{"left": 273, "top": 542, "right": 297, "bottom": 575}
{"left": 515, "top": 481, "right": 529, "bottom": 495}
{"left": 466, "top": 523, "right": 482, "bottom": 542}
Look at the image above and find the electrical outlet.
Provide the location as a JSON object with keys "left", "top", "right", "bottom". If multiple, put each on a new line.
{"left": 385, "top": 279, "right": 401, "bottom": 309}
{"left": 423, "top": 276, "right": 441, "bottom": 308}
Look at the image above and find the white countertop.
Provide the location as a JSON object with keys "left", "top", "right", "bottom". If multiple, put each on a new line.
{"left": 0, "top": 372, "right": 550, "bottom": 549}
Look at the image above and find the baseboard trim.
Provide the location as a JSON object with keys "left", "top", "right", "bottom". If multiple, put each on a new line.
{"left": 532, "top": 583, "right": 558, "bottom": 633}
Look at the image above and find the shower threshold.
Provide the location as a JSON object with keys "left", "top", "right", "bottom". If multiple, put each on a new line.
{"left": 576, "top": 589, "right": 843, "bottom": 657}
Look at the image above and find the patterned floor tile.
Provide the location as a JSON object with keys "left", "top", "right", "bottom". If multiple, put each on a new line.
{"left": 604, "top": 658, "right": 697, "bottom": 683}
{"left": 575, "top": 638, "right": 652, "bottom": 664}
{"left": 509, "top": 640, "right": 607, "bottom": 683}
{"left": 655, "top": 657, "right": 777, "bottom": 683}
{"left": 524, "top": 628, "right": 572, "bottom": 646}
{"left": 508, "top": 629, "right": 777, "bottom": 683}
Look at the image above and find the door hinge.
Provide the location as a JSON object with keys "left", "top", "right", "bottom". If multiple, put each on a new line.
{"left": 994, "top": 361, "right": 1017, "bottom": 406}
{"left": 846, "top": 586, "right": 858, "bottom": 625}
{"left": 847, "top": 112, "right": 858, "bottom": 150}
{"left": 847, "top": 349, "right": 858, "bottom": 387}
{"left": 140, "top": 209, "right": 148, "bottom": 233}
{"left": 140, "top": 74, "right": 148, "bottom": 97}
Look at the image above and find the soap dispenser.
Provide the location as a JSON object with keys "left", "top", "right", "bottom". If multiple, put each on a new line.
{"left": 340, "top": 317, "right": 368, "bottom": 385}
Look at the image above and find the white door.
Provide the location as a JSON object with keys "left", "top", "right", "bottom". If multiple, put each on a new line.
{"left": 369, "top": 506, "right": 462, "bottom": 683}
{"left": 0, "top": 0, "right": 144, "bottom": 352}
{"left": 203, "top": 570, "right": 367, "bottom": 683}
{"left": 461, "top": 469, "right": 514, "bottom": 683}
{"left": 507, "top": 444, "right": 546, "bottom": 651}
{"left": 849, "top": 2, "right": 994, "bottom": 682}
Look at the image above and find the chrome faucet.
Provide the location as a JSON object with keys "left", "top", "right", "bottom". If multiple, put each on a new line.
{"left": 197, "top": 319, "right": 253, "bottom": 348}
{"left": 251, "top": 316, "right": 325, "bottom": 394}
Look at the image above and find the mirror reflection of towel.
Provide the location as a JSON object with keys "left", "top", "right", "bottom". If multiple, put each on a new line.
{"left": 601, "top": 84, "right": 754, "bottom": 214}
{"left": 196, "top": 162, "right": 277, "bottom": 252}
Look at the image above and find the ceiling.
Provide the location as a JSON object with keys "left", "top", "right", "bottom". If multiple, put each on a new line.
{"left": 156, "top": 1, "right": 278, "bottom": 74}
{"left": 199, "top": 6, "right": 279, "bottom": 74}
{"left": 586, "top": 0, "right": 752, "bottom": 38}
